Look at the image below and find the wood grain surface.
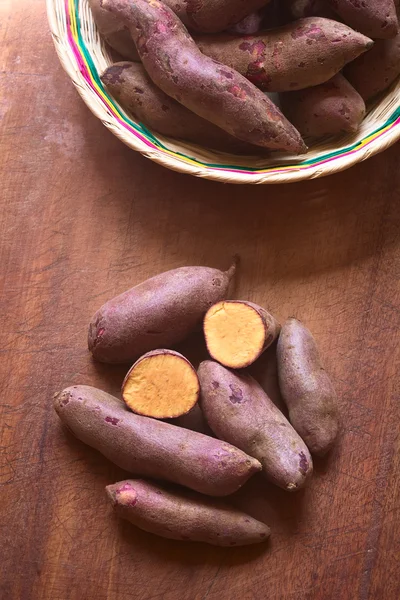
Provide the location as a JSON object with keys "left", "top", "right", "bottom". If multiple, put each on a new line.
{"left": 1, "top": 2, "right": 399, "bottom": 599}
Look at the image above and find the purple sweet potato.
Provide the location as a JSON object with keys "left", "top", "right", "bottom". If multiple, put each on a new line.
{"left": 101, "top": 62, "right": 264, "bottom": 154}
{"left": 326, "top": 0, "right": 398, "bottom": 39}
{"left": 88, "top": 0, "right": 139, "bottom": 60}
{"left": 345, "top": 33, "right": 400, "bottom": 101}
{"left": 195, "top": 17, "right": 373, "bottom": 92}
{"left": 54, "top": 386, "right": 261, "bottom": 496}
{"left": 277, "top": 318, "right": 340, "bottom": 456}
{"left": 88, "top": 262, "right": 237, "bottom": 364}
{"left": 107, "top": 479, "right": 270, "bottom": 546}
{"left": 102, "top": 0, "right": 306, "bottom": 153}
{"left": 198, "top": 361, "right": 313, "bottom": 492}
{"left": 280, "top": 74, "right": 366, "bottom": 137}
{"left": 160, "top": 0, "right": 273, "bottom": 34}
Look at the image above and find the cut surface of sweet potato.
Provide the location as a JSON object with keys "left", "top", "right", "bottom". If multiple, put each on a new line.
{"left": 204, "top": 300, "right": 280, "bottom": 369}
{"left": 122, "top": 349, "right": 200, "bottom": 419}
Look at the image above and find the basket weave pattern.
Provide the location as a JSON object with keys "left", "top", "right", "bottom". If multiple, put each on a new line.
{"left": 47, "top": 0, "right": 400, "bottom": 184}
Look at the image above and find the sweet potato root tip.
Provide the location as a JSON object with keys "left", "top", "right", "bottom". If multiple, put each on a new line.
{"left": 122, "top": 350, "right": 200, "bottom": 419}
{"left": 204, "top": 300, "right": 280, "bottom": 369}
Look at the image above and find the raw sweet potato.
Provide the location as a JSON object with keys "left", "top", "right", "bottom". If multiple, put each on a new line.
{"left": 195, "top": 18, "right": 373, "bottom": 92}
{"left": 345, "top": 33, "right": 400, "bottom": 101}
{"left": 228, "top": 11, "right": 266, "bottom": 35}
{"left": 280, "top": 74, "right": 366, "bottom": 137}
{"left": 54, "top": 386, "right": 261, "bottom": 496}
{"left": 277, "top": 318, "right": 339, "bottom": 456}
{"left": 88, "top": 261, "right": 237, "bottom": 364}
{"left": 122, "top": 349, "right": 200, "bottom": 419}
{"left": 102, "top": 0, "right": 306, "bottom": 153}
{"left": 326, "top": 0, "right": 398, "bottom": 39}
{"left": 107, "top": 479, "right": 270, "bottom": 546}
{"left": 198, "top": 361, "right": 313, "bottom": 492}
{"left": 281, "top": 0, "right": 337, "bottom": 21}
{"left": 203, "top": 300, "right": 280, "bottom": 369}
{"left": 101, "top": 62, "right": 264, "bottom": 154}
{"left": 88, "top": 0, "right": 138, "bottom": 60}
{"left": 160, "top": 0, "right": 273, "bottom": 34}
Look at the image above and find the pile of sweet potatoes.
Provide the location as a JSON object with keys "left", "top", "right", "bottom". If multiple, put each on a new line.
{"left": 54, "top": 260, "right": 340, "bottom": 547}
{"left": 88, "top": 0, "right": 400, "bottom": 152}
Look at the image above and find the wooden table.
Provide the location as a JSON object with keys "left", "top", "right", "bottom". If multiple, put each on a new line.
{"left": 1, "top": 3, "right": 400, "bottom": 599}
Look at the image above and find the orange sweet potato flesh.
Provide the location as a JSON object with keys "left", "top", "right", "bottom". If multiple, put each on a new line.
{"left": 107, "top": 479, "right": 270, "bottom": 546}
{"left": 326, "top": 0, "right": 399, "bottom": 39}
{"left": 88, "top": 262, "right": 236, "bottom": 364}
{"left": 101, "top": 0, "right": 306, "bottom": 153}
{"left": 88, "top": 0, "right": 139, "bottom": 60}
{"left": 198, "top": 361, "right": 313, "bottom": 492}
{"left": 54, "top": 386, "right": 262, "bottom": 496}
{"left": 277, "top": 318, "right": 340, "bottom": 456}
{"left": 101, "top": 62, "right": 264, "bottom": 154}
{"left": 122, "top": 350, "right": 200, "bottom": 419}
{"left": 280, "top": 74, "right": 366, "bottom": 138}
{"left": 204, "top": 300, "right": 280, "bottom": 369}
{"left": 345, "top": 33, "right": 400, "bottom": 101}
{"left": 195, "top": 18, "right": 373, "bottom": 92}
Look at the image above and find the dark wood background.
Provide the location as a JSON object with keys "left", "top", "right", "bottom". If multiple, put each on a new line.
{"left": 1, "top": 2, "right": 399, "bottom": 599}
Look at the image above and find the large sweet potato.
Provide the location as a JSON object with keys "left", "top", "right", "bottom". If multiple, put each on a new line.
{"left": 277, "top": 318, "right": 339, "bottom": 456}
{"left": 107, "top": 479, "right": 270, "bottom": 546}
{"left": 345, "top": 33, "right": 400, "bottom": 101}
{"left": 198, "top": 361, "right": 313, "bottom": 492}
{"left": 54, "top": 386, "right": 261, "bottom": 496}
{"left": 101, "top": 62, "right": 264, "bottom": 154}
{"left": 102, "top": 0, "right": 306, "bottom": 153}
{"left": 280, "top": 74, "right": 366, "bottom": 137}
{"left": 195, "top": 18, "right": 372, "bottom": 92}
{"left": 282, "top": 0, "right": 337, "bottom": 20}
{"left": 326, "top": 0, "right": 398, "bottom": 39}
{"left": 88, "top": 262, "right": 236, "bottom": 364}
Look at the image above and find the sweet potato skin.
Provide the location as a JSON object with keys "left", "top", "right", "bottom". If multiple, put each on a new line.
{"left": 326, "top": 0, "right": 398, "bottom": 39}
{"left": 280, "top": 74, "right": 366, "bottom": 137}
{"left": 277, "top": 318, "right": 339, "bottom": 456}
{"left": 345, "top": 33, "right": 400, "bottom": 101}
{"left": 88, "top": 0, "right": 138, "bottom": 60}
{"left": 54, "top": 386, "right": 261, "bottom": 496}
{"left": 198, "top": 361, "right": 313, "bottom": 492}
{"left": 101, "top": 62, "right": 263, "bottom": 154}
{"left": 102, "top": 0, "right": 306, "bottom": 153}
{"left": 88, "top": 264, "right": 236, "bottom": 364}
{"left": 282, "top": 0, "right": 337, "bottom": 20}
{"left": 195, "top": 18, "right": 373, "bottom": 92}
{"left": 107, "top": 479, "right": 270, "bottom": 546}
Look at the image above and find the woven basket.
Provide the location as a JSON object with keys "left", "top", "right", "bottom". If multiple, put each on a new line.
{"left": 47, "top": 0, "right": 400, "bottom": 184}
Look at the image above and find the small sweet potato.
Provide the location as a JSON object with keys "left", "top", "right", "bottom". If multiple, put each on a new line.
{"left": 326, "top": 0, "right": 398, "bottom": 39}
{"left": 280, "top": 74, "right": 366, "bottom": 138}
{"left": 228, "top": 10, "right": 267, "bottom": 35}
{"left": 198, "top": 361, "right": 313, "bottom": 492}
{"left": 203, "top": 300, "right": 280, "bottom": 369}
{"left": 122, "top": 349, "right": 200, "bottom": 419}
{"left": 101, "top": 62, "right": 264, "bottom": 154}
{"left": 54, "top": 386, "right": 261, "bottom": 496}
{"left": 88, "top": 0, "right": 138, "bottom": 60}
{"left": 277, "top": 318, "right": 339, "bottom": 456}
{"left": 88, "top": 261, "right": 237, "bottom": 364}
{"left": 345, "top": 33, "right": 400, "bottom": 101}
{"left": 107, "top": 479, "right": 270, "bottom": 546}
{"left": 195, "top": 18, "right": 373, "bottom": 92}
{"left": 102, "top": 0, "right": 306, "bottom": 153}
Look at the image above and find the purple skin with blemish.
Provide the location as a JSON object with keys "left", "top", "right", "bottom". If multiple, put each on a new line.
{"left": 106, "top": 479, "right": 270, "bottom": 546}
{"left": 198, "top": 361, "right": 313, "bottom": 492}
{"left": 195, "top": 17, "right": 373, "bottom": 92}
